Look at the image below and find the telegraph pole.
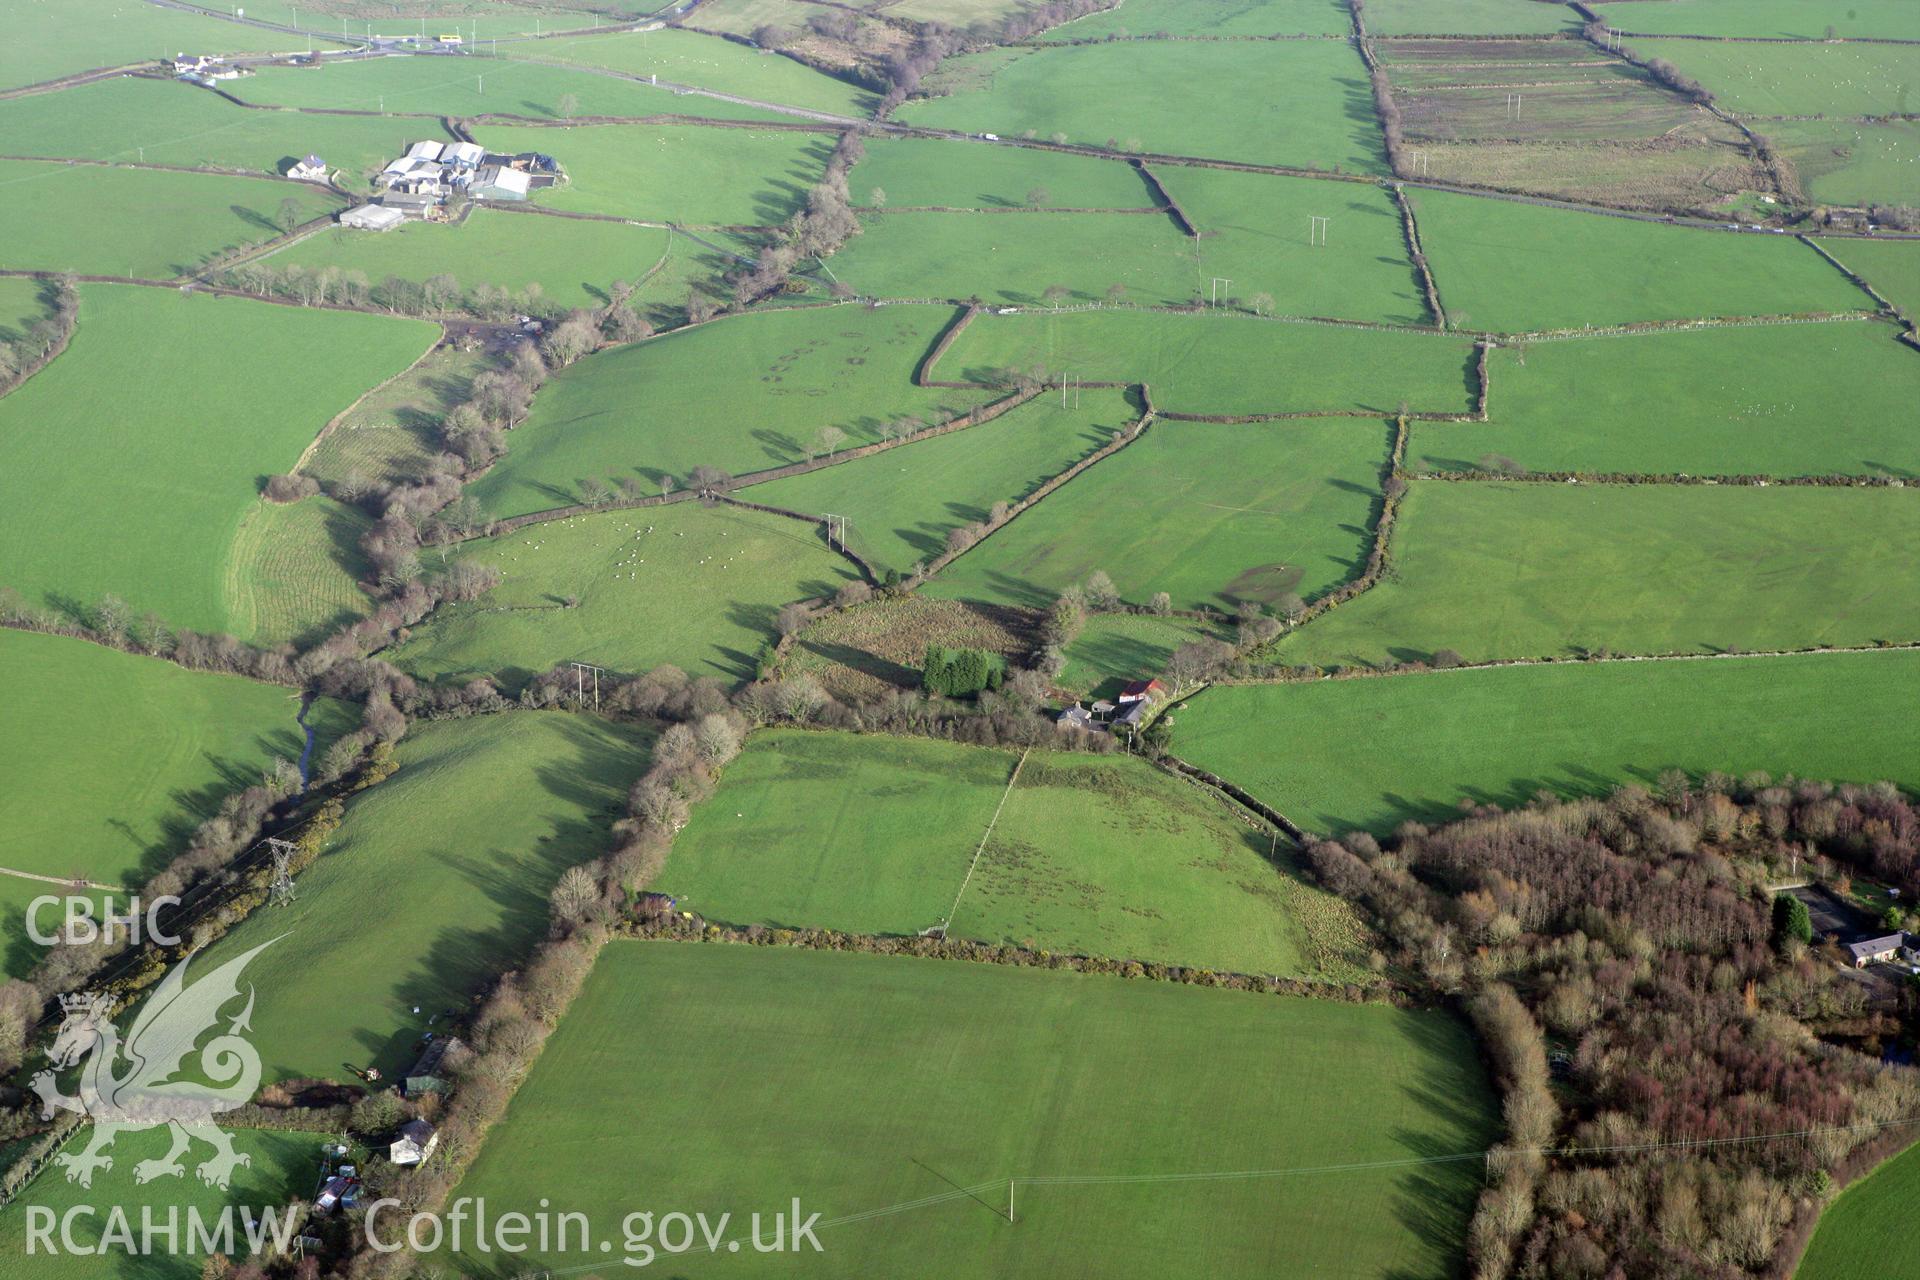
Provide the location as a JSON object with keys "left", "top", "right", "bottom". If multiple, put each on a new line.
{"left": 1309, "top": 215, "right": 1329, "bottom": 245}
{"left": 822, "top": 514, "right": 851, "bottom": 551}
{"left": 570, "top": 661, "right": 605, "bottom": 710}
{"left": 1210, "top": 276, "right": 1231, "bottom": 307}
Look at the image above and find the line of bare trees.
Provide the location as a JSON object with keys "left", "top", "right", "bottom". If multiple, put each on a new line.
{"left": 218, "top": 260, "right": 559, "bottom": 322}
{"left": 730, "top": 131, "right": 867, "bottom": 303}
{"left": 0, "top": 276, "right": 77, "bottom": 396}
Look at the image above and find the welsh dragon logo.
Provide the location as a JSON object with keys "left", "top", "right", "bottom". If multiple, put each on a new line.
{"left": 31, "top": 939, "right": 276, "bottom": 1189}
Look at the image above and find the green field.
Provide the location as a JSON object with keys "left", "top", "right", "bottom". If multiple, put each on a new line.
{"left": 1408, "top": 189, "right": 1866, "bottom": 332}
{"left": 1174, "top": 648, "right": 1920, "bottom": 834}
{"left": 854, "top": 137, "right": 1162, "bottom": 210}
{"left": 1161, "top": 167, "right": 1432, "bottom": 325}
{"left": 1775, "top": 119, "right": 1920, "bottom": 208}
{"left": 0, "top": 1128, "right": 326, "bottom": 1280}
{"left": 0, "top": 875, "right": 116, "bottom": 980}
{"left": 164, "top": 710, "right": 648, "bottom": 1082}
{"left": 220, "top": 494, "right": 372, "bottom": 648}
{"left": 1277, "top": 481, "right": 1920, "bottom": 668}
{"left": 1797, "top": 1140, "right": 1920, "bottom": 1280}
{"left": 1596, "top": 0, "right": 1919, "bottom": 39}
{"left": 1823, "top": 236, "right": 1920, "bottom": 318}
{"left": 240, "top": 0, "right": 608, "bottom": 37}
{"left": 901, "top": 41, "right": 1388, "bottom": 173}
{"left": 940, "top": 310, "right": 1478, "bottom": 414}
{"left": 266, "top": 208, "right": 674, "bottom": 309}
{"left": 0, "top": 630, "right": 325, "bottom": 887}
{"left": 297, "top": 341, "right": 494, "bottom": 489}
{"left": 391, "top": 502, "right": 857, "bottom": 684}
{"left": 0, "top": 0, "right": 343, "bottom": 90}
{"left": 449, "top": 942, "right": 1494, "bottom": 1278}
{"left": 1036, "top": 0, "right": 1350, "bottom": 39}
{"left": 0, "top": 286, "right": 435, "bottom": 632}
{"left": 741, "top": 390, "right": 1137, "bottom": 576}
{"left": 473, "top": 121, "right": 831, "bottom": 226}
{"left": 0, "top": 277, "right": 47, "bottom": 338}
{"left": 0, "top": 160, "right": 342, "bottom": 277}
{"left": 1411, "top": 321, "right": 1920, "bottom": 477}
{"left": 517, "top": 26, "right": 877, "bottom": 116}
{"left": 0, "top": 76, "right": 454, "bottom": 182}
{"left": 1631, "top": 39, "right": 1920, "bottom": 116}
{"left": 1366, "top": 0, "right": 1579, "bottom": 34}
{"left": 1058, "top": 612, "right": 1234, "bottom": 698}
{"left": 835, "top": 210, "right": 1204, "bottom": 307}
{"left": 924, "top": 417, "right": 1389, "bottom": 611}
{"left": 464, "top": 303, "right": 988, "bottom": 519}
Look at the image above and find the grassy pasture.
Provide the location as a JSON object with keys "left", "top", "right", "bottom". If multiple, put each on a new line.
{"left": 237, "top": 0, "right": 609, "bottom": 37}
{"left": 1174, "top": 649, "right": 1920, "bottom": 834}
{"left": 853, "top": 137, "right": 1158, "bottom": 210}
{"left": 0, "top": 0, "right": 344, "bottom": 90}
{"left": 228, "top": 53, "right": 792, "bottom": 122}
{"left": 1797, "top": 1140, "right": 1920, "bottom": 1280}
{"left": 0, "top": 630, "right": 321, "bottom": 888}
{"left": 1162, "top": 167, "right": 1432, "bottom": 324}
{"left": 450, "top": 942, "right": 1494, "bottom": 1279}
{"left": 1365, "top": 0, "right": 1579, "bottom": 34}
{"left": 940, "top": 309, "right": 1479, "bottom": 415}
{"left": 1057, "top": 612, "right": 1233, "bottom": 698}
{"left": 391, "top": 502, "right": 857, "bottom": 685}
{"left": 741, "top": 389, "right": 1138, "bottom": 577}
{"left": 0, "top": 286, "right": 435, "bottom": 633}
{"left": 473, "top": 121, "right": 831, "bottom": 226}
{"left": 0, "top": 160, "right": 341, "bottom": 277}
{"left": 834, "top": 210, "right": 1204, "bottom": 307}
{"left": 266, "top": 209, "right": 673, "bottom": 309}
{"left": 1277, "top": 482, "right": 1920, "bottom": 668}
{"left": 1595, "top": 0, "right": 1919, "bottom": 40}
{"left": 0, "top": 277, "right": 45, "bottom": 338}
{"left": 900, "top": 41, "right": 1388, "bottom": 173}
{"left": 1408, "top": 189, "right": 1864, "bottom": 332}
{"left": 923, "top": 417, "right": 1389, "bottom": 612}
{"left": 1630, "top": 39, "right": 1920, "bottom": 116}
{"left": 1034, "top": 0, "right": 1351, "bottom": 39}
{"left": 1412, "top": 321, "right": 1920, "bottom": 477}
{"left": 299, "top": 342, "right": 494, "bottom": 490}
{"left": 464, "top": 304, "right": 987, "bottom": 519}
{"left": 1822, "top": 236, "right": 1920, "bottom": 318}
{"left": 159, "top": 711, "right": 648, "bottom": 1082}
{"left": 518, "top": 26, "right": 877, "bottom": 116}
{"left": 0, "top": 76, "right": 453, "bottom": 183}
{"left": 220, "top": 495, "right": 372, "bottom": 648}
{"left": 1776, "top": 119, "right": 1920, "bottom": 207}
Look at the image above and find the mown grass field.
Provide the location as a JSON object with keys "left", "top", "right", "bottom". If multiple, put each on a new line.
{"left": 0, "top": 630, "right": 328, "bottom": 887}
{"left": 1596, "top": 0, "right": 1918, "bottom": 40}
{"left": 0, "top": 161, "right": 342, "bottom": 277}
{"left": 0, "top": 1128, "right": 326, "bottom": 1280}
{"left": 1163, "top": 167, "right": 1431, "bottom": 325}
{"left": 741, "top": 389, "right": 1137, "bottom": 577}
{"left": 0, "top": 0, "right": 343, "bottom": 90}
{"left": 1408, "top": 190, "right": 1865, "bottom": 332}
{"left": 518, "top": 26, "right": 878, "bottom": 115}
{"left": 1058, "top": 612, "right": 1233, "bottom": 698}
{"left": 0, "top": 286, "right": 435, "bottom": 632}
{"left": 220, "top": 494, "right": 372, "bottom": 648}
{"left": 902, "top": 41, "right": 1388, "bottom": 173}
{"left": 1777, "top": 120, "right": 1920, "bottom": 208}
{"left": 1366, "top": 0, "right": 1578, "bottom": 34}
{"left": 266, "top": 209, "right": 673, "bottom": 310}
{"left": 1036, "top": 0, "right": 1350, "bottom": 39}
{"left": 391, "top": 502, "right": 857, "bottom": 685}
{"left": 1630, "top": 39, "right": 1920, "bottom": 116}
{"left": 941, "top": 310, "right": 1478, "bottom": 415}
{"left": 1823, "top": 237, "right": 1920, "bottom": 319}
{"left": 853, "top": 137, "right": 1159, "bottom": 210}
{"left": 170, "top": 711, "right": 648, "bottom": 1082}
{"left": 1277, "top": 482, "right": 1920, "bottom": 668}
{"left": 299, "top": 342, "right": 494, "bottom": 490}
{"left": 1411, "top": 321, "right": 1920, "bottom": 477}
{"left": 835, "top": 210, "right": 1204, "bottom": 307}
{"left": 923, "top": 417, "right": 1389, "bottom": 611}
{"left": 1174, "top": 649, "right": 1920, "bottom": 834}
{"left": 474, "top": 121, "right": 831, "bottom": 226}
{"left": 449, "top": 942, "right": 1494, "bottom": 1279}
{"left": 465, "top": 304, "right": 988, "bottom": 519}
{"left": 1797, "top": 1140, "right": 1920, "bottom": 1280}
{"left": 0, "top": 76, "right": 453, "bottom": 183}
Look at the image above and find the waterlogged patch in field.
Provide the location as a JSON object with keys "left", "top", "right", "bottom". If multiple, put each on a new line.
{"left": 853, "top": 137, "right": 1160, "bottom": 210}
{"left": 901, "top": 41, "right": 1388, "bottom": 173}
{"left": 1628, "top": 39, "right": 1920, "bottom": 116}
{"left": 0, "top": 161, "right": 342, "bottom": 277}
{"left": 447, "top": 942, "right": 1495, "bottom": 1278}
{"left": 0, "top": 286, "right": 435, "bottom": 632}
{"left": 940, "top": 310, "right": 1478, "bottom": 415}
{"left": 391, "top": 502, "right": 857, "bottom": 685}
{"left": 1175, "top": 649, "right": 1920, "bottom": 833}
{"left": 1034, "top": 0, "right": 1350, "bottom": 39}
{"left": 923, "top": 417, "right": 1388, "bottom": 611}
{"left": 1276, "top": 482, "right": 1920, "bottom": 667}
{"left": 220, "top": 495, "right": 372, "bottom": 649}
{"left": 1412, "top": 322, "right": 1920, "bottom": 477}
{"left": 741, "top": 389, "right": 1138, "bottom": 576}
{"left": 1408, "top": 189, "right": 1864, "bottom": 332}
{"left": 465, "top": 304, "right": 988, "bottom": 519}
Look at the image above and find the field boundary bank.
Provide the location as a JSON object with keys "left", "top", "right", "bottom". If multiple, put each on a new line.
{"left": 1013, "top": 33, "right": 1350, "bottom": 47}
{"left": 292, "top": 324, "right": 447, "bottom": 474}
{"left": 855, "top": 204, "right": 1169, "bottom": 215}
{"left": 1598, "top": 28, "right": 1920, "bottom": 48}
{"left": 1159, "top": 755, "right": 1308, "bottom": 846}
{"left": 1411, "top": 469, "right": 1920, "bottom": 488}
{"left": 0, "top": 152, "right": 336, "bottom": 186}
{"left": 1272, "top": 414, "right": 1409, "bottom": 633}
{"left": 1801, "top": 237, "right": 1911, "bottom": 327}
{"left": 1131, "top": 161, "right": 1199, "bottom": 236}
{"left": 1390, "top": 183, "right": 1448, "bottom": 328}
{"left": 710, "top": 494, "right": 882, "bottom": 583}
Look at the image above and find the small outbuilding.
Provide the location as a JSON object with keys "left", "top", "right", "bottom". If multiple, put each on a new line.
{"left": 1846, "top": 933, "right": 1904, "bottom": 968}
{"left": 1116, "top": 679, "right": 1167, "bottom": 705}
{"left": 404, "top": 1036, "right": 463, "bottom": 1095}
{"left": 338, "top": 205, "right": 406, "bottom": 231}
{"left": 388, "top": 1119, "right": 439, "bottom": 1166}
{"left": 286, "top": 154, "right": 328, "bottom": 181}
{"left": 469, "top": 164, "right": 531, "bottom": 200}
{"left": 1057, "top": 704, "right": 1095, "bottom": 731}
